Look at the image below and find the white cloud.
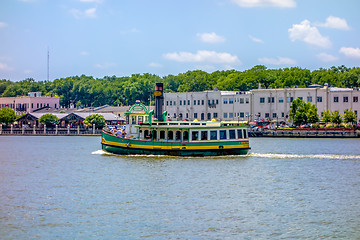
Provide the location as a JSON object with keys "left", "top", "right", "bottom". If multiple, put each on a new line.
{"left": 149, "top": 62, "right": 163, "bottom": 68}
{"left": 0, "top": 22, "right": 8, "bottom": 28}
{"left": 231, "top": 0, "right": 296, "bottom": 8}
{"left": 258, "top": 56, "right": 296, "bottom": 65}
{"left": 339, "top": 47, "right": 360, "bottom": 59}
{"left": 70, "top": 8, "right": 97, "bottom": 18}
{"left": 80, "top": 51, "right": 89, "bottom": 56}
{"left": 0, "top": 62, "right": 14, "bottom": 71}
{"left": 316, "top": 16, "right": 350, "bottom": 30}
{"left": 197, "top": 32, "right": 226, "bottom": 43}
{"left": 316, "top": 53, "right": 338, "bottom": 62}
{"left": 288, "top": 20, "right": 331, "bottom": 48}
{"left": 80, "top": 0, "right": 103, "bottom": 3}
{"left": 95, "top": 62, "right": 117, "bottom": 69}
{"left": 249, "top": 35, "right": 264, "bottom": 43}
{"left": 163, "top": 50, "right": 241, "bottom": 64}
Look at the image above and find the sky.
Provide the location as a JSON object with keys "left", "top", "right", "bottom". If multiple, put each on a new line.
{"left": 0, "top": 0, "right": 360, "bottom": 82}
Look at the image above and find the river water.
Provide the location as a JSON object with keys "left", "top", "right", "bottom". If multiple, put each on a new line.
{"left": 0, "top": 136, "right": 359, "bottom": 239}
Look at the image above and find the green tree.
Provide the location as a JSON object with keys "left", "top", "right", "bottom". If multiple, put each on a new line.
{"left": 39, "top": 114, "right": 59, "bottom": 127}
{"left": 289, "top": 98, "right": 304, "bottom": 125}
{"left": 0, "top": 108, "right": 16, "bottom": 125}
{"left": 307, "top": 104, "right": 319, "bottom": 123}
{"left": 83, "top": 114, "right": 105, "bottom": 129}
{"left": 330, "top": 111, "right": 343, "bottom": 124}
{"left": 343, "top": 109, "right": 357, "bottom": 124}
{"left": 322, "top": 110, "right": 331, "bottom": 123}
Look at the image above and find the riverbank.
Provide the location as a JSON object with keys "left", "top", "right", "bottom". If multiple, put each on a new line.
{"left": 0, "top": 126, "right": 101, "bottom": 136}
{"left": 249, "top": 128, "right": 360, "bottom": 138}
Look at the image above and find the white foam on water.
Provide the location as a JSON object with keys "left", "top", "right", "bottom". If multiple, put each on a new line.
{"left": 91, "top": 149, "right": 114, "bottom": 155}
{"left": 249, "top": 153, "right": 360, "bottom": 160}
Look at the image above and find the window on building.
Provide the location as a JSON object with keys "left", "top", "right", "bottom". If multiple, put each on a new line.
{"left": 307, "top": 96, "right": 312, "bottom": 102}
{"left": 166, "top": 101, "right": 169, "bottom": 106}
{"left": 354, "top": 96, "right": 358, "bottom": 102}
{"left": 229, "top": 98, "right": 234, "bottom": 104}
{"left": 229, "top": 112, "right": 233, "bottom": 118}
{"left": 201, "top": 100, "right": 204, "bottom": 105}
{"left": 246, "top": 98, "right": 249, "bottom": 104}
{"left": 198, "top": 100, "right": 200, "bottom": 105}
{"left": 213, "top": 112, "right": 218, "bottom": 118}
{"left": 273, "top": 113, "right": 277, "bottom": 118}
{"left": 240, "top": 112, "right": 244, "bottom": 118}
{"left": 298, "top": 97, "right": 303, "bottom": 100}
{"left": 317, "top": 96, "right": 322, "bottom": 102}
{"left": 260, "top": 97, "right": 265, "bottom": 103}
{"left": 186, "top": 113, "right": 189, "bottom": 119}
{"left": 279, "top": 97, "right": 284, "bottom": 103}
{"left": 344, "top": 96, "right": 348, "bottom": 102}
{"left": 201, "top": 113, "right": 205, "bottom": 120}
{"left": 184, "top": 100, "right": 186, "bottom": 105}
{"left": 287, "top": 97, "right": 293, "bottom": 103}
{"left": 216, "top": 99, "right": 219, "bottom": 104}
{"left": 268, "top": 97, "right": 274, "bottom": 103}
{"left": 173, "top": 113, "right": 176, "bottom": 118}
{"left": 194, "top": 113, "right": 198, "bottom": 119}
{"left": 207, "top": 113, "right": 211, "bottom": 120}
{"left": 334, "top": 97, "right": 339, "bottom": 103}
{"left": 173, "top": 101, "right": 176, "bottom": 106}
{"left": 265, "top": 113, "right": 270, "bottom": 118}
{"left": 240, "top": 98, "right": 244, "bottom": 104}
{"left": 188, "top": 100, "right": 190, "bottom": 105}
{"left": 194, "top": 100, "right": 196, "bottom": 105}
{"left": 224, "top": 112, "right": 228, "bottom": 118}
{"left": 282, "top": 112, "right": 285, "bottom": 117}
{"left": 223, "top": 98, "right": 228, "bottom": 104}
{"left": 179, "top": 100, "right": 182, "bottom": 105}
{"left": 170, "top": 101, "right": 172, "bottom": 106}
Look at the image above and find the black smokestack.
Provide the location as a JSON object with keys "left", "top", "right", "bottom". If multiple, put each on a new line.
{"left": 154, "top": 83, "right": 164, "bottom": 121}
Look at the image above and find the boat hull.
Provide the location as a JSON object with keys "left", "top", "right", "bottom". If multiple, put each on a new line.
{"left": 101, "top": 131, "right": 250, "bottom": 157}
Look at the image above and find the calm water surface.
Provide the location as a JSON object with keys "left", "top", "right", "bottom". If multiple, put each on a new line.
{"left": 0, "top": 136, "right": 360, "bottom": 239}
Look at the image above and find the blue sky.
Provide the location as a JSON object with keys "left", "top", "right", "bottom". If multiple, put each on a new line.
{"left": 1, "top": 0, "right": 360, "bottom": 81}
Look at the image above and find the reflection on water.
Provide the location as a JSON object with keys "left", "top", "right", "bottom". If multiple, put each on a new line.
{"left": 0, "top": 136, "right": 360, "bottom": 239}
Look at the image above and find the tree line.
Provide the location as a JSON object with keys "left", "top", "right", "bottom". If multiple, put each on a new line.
{"left": 1, "top": 65, "right": 360, "bottom": 108}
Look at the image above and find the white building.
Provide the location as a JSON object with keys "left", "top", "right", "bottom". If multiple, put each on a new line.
{"left": 164, "top": 85, "right": 360, "bottom": 123}
{"left": 164, "top": 90, "right": 251, "bottom": 121}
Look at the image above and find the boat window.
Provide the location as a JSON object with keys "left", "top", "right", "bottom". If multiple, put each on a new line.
{"left": 144, "top": 130, "right": 151, "bottom": 139}
{"left": 220, "top": 130, "right": 227, "bottom": 140}
{"left": 229, "top": 130, "right": 236, "bottom": 139}
{"left": 160, "top": 130, "right": 165, "bottom": 139}
{"left": 183, "top": 131, "right": 189, "bottom": 141}
{"left": 152, "top": 130, "right": 157, "bottom": 140}
{"left": 192, "top": 131, "right": 199, "bottom": 141}
{"left": 201, "top": 131, "right": 208, "bottom": 140}
{"left": 131, "top": 116, "right": 136, "bottom": 124}
{"left": 138, "top": 116, "right": 143, "bottom": 124}
{"left": 168, "top": 131, "right": 174, "bottom": 140}
{"left": 243, "top": 129, "right": 248, "bottom": 139}
{"left": 237, "top": 129, "right": 243, "bottom": 139}
{"left": 191, "top": 123, "right": 200, "bottom": 125}
{"left": 175, "top": 131, "right": 181, "bottom": 140}
{"left": 210, "top": 130, "right": 217, "bottom": 140}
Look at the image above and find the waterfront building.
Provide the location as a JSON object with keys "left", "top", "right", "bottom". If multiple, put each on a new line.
{"left": 163, "top": 90, "right": 251, "bottom": 121}
{"left": 0, "top": 92, "right": 60, "bottom": 114}
{"left": 164, "top": 85, "right": 360, "bottom": 123}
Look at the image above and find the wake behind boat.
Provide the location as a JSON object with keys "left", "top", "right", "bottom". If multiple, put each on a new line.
{"left": 101, "top": 83, "right": 250, "bottom": 157}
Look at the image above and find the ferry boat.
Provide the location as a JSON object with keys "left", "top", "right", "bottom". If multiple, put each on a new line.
{"left": 101, "top": 84, "right": 250, "bottom": 156}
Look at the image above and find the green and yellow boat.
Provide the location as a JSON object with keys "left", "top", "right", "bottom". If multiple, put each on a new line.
{"left": 101, "top": 83, "right": 250, "bottom": 157}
